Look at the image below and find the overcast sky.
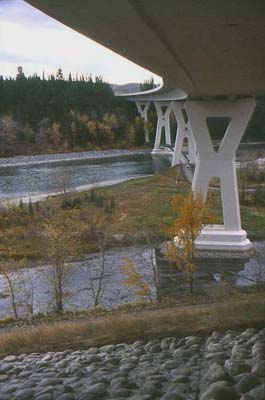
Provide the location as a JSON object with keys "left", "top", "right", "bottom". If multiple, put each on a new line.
{"left": 0, "top": 0, "right": 161, "bottom": 84}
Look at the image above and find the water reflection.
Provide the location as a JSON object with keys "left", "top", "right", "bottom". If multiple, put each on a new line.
{"left": 0, "top": 243, "right": 263, "bottom": 319}
{"left": 155, "top": 250, "right": 252, "bottom": 297}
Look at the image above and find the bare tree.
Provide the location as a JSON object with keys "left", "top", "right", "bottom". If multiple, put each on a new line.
{"left": 42, "top": 209, "right": 85, "bottom": 313}
{"left": 83, "top": 234, "right": 108, "bottom": 308}
{"left": 0, "top": 259, "right": 30, "bottom": 319}
{"left": 143, "top": 234, "right": 162, "bottom": 303}
{"left": 56, "top": 168, "right": 72, "bottom": 197}
{"left": 18, "top": 265, "right": 35, "bottom": 318}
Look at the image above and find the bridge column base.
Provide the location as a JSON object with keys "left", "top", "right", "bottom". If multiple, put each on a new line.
{"left": 185, "top": 98, "right": 255, "bottom": 253}
{"left": 151, "top": 148, "right": 173, "bottom": 156}
{"left": 195, "top": 225, "right": 252, "bottom": 251}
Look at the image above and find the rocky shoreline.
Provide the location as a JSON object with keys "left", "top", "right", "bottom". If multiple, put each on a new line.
{"left": 0, "top": 327, "right": 264, "bottom": 399}
{"left": 0, "top": 149, "right": 151, "bottom": 168}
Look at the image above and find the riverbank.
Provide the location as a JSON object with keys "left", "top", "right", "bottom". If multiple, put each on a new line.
{"left": 0, "top": 148, "right": 151, "bottom": 168}
{"left": 0, "top": 167, "right": 264, "bottom": 259}
{"left": 0, "top": 289, "right": 264, "bottom": 357}
{"left": 1, "top": 175, "right": 152, "bottom": 206}
{"left": 1, "top": 141, "right": 264, "bottom": 166}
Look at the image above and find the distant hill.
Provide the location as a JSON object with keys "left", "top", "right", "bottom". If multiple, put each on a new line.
{"left": 110, "top": 83, "right": 141, "bottom": 94}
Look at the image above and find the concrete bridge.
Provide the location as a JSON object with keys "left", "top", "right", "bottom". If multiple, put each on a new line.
{"left": 125, "top": 89, "right": 197, "bottom": 166}
{"left": 26, "top": 0, "right": 265, "bottom": 251}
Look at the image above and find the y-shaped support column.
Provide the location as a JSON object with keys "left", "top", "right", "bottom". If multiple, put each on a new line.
{"left": 152, "top": 101, "right": 172, "bottom": 154}
{"left": 171, "top": 101, "right": 196, "bottom": 166}
{"left": 185, "top": 98, "right": 255, "bottom": 251}
{"left": 135, "top": 101, "right": 151, "bottom": 143}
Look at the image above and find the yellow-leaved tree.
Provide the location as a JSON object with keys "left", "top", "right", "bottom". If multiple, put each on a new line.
{"left": 166, "top": 191, "right": 216, "bottom": 294}
{"left": 42, "top": 208, "right": 86, "bottom": 313}
{"left": 121, "top": 257, "right": 153, "bottom": 303}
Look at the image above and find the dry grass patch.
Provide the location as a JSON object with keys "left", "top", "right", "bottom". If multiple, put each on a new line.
{"left": 0, "top": 295, "right": 264, "bottom": 358}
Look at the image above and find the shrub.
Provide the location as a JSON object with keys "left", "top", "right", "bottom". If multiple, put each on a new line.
{"left": 72, "top": 197, "right": 82, "bottom": 209}
{"left": 254, "top": 186, "right": 265, "bottom": 206}
{"left": 60, "top": 198, "right": 72, "bottom": 209}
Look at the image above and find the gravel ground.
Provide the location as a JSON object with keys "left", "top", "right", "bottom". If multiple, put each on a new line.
{"left": 0, "top": 327, "right": 264, "bottom": 399}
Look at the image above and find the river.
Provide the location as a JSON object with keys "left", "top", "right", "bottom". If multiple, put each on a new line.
{"left": 0, "top": 149, "right": 172, "bottom": 202}
{"left": 0, "top": 143, "right": 264, "bottom": 202}
{"left": 0, "top": 242, "right": 264, "bottom": 319}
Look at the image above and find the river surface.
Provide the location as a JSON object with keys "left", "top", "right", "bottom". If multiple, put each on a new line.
{"left": 0, "top": 149, "right": 173, "bottom": 201}
{"left": 0, "top": 144, "right": 264, "bottom": 202}
{"left": 0, "top": 242, "right": 264, "bottom": 319}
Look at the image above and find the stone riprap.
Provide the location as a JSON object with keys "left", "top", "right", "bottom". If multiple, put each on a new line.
{"left": 0, "top": 328, "right": 264, "bottom": 400}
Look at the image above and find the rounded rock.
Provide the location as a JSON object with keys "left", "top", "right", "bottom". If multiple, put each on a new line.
{"left": 3, "top": 355, "right": 18, "bottom": 363}
{"left": 149, "top": 344, "right": 162, "bottom": 353}
{"left": 235, "top": 373, "right": 260, "bottom": 394}
{"left": 0, "top": 374, "right": 9, "bottom": 382}
{"left": 57, "top": 395, "right": 76, "bottom": 400}
{"left": 161, "top": 360, "right": 180, "bottom": 371}
{"left": 200, "top": 381, "right": 239, "bottom": 400}
{"left": 252, "top": 361, "right": 265, "bottom": 377}
{"left": 161, "top": 393, "right": 184, "bottom": 400}
{"left": 225, "top": 360, "right": 251, "bottom": 376}
{"left": 14, "top": 389, "right": 35, "bottom": 400}
{"left": 204, "top": 363, "right": 230, "bottom": 383}
{"left": 247, "top": 384, "right": 265, "bottom": 400}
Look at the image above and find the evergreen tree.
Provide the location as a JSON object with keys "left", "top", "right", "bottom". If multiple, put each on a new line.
{"left": 16, "top": 66, "right": 25, "bottom": 80}
{"left": 140, "top": 76, "right": 157, "bottom": 91}
{"left": 56, "top": 68, "right": 64, "bottom": 80}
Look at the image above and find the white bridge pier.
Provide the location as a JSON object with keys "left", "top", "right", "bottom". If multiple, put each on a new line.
{"left": 171, "top": 101, "right": 196, "bottom": 166}
{"left": 131, "top": 91, "right": 197, "bottom": 164}
{"left": 133, "top": 94, "right": 256, "bottom": 251}
{"left": 186, "top": 98, "right": 256, "bottom": 251}
{"left": 135, "top": 101, "right": 151, "bottom": 143}
{"left": 152, "top": 101, "right": 172, "bottom": 154}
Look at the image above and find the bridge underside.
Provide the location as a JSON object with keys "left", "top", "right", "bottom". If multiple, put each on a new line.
{"left": 26, "top": 0, "right": 265, "bottom": 97}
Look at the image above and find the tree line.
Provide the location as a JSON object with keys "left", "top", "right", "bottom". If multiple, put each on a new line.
{"left": 0, "top": 66, "right": 264, "bottom": 156}
{"left": 0, "top": 67, "right": 158, "bottom": 156}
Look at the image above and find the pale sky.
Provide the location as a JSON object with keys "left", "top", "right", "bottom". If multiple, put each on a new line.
{"left": 0, "top": 0, "right": 161, "bottom": 84}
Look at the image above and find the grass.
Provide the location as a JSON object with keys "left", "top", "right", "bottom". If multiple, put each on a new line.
{"left": 241, "top": 206, "right": 265, "bottom": 235}
{"left": 0, "top": 290, "right": 264, "bottom": 357}
{"left": 0, "top": 167, "right": 186, "bottom": 259}
{"left": 1, "top": 166, "right": 264, "bottom": 259}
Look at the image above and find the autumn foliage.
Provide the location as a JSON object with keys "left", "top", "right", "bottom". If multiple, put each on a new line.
{"left": 121, "top": 257, "right": 153, "bottom": 303}
{"left": 166, "top": 191, "right": 216, "bottom": 293}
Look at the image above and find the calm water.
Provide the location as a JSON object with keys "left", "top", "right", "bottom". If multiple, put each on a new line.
{"left": 0, "top": 151, "right": 171, "bottom": 201}
{"left": 0, "top": 243, "right": 264, "bottom": 318}
{"left": 0, "top": 143, "right": 264, "bottom": 201}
